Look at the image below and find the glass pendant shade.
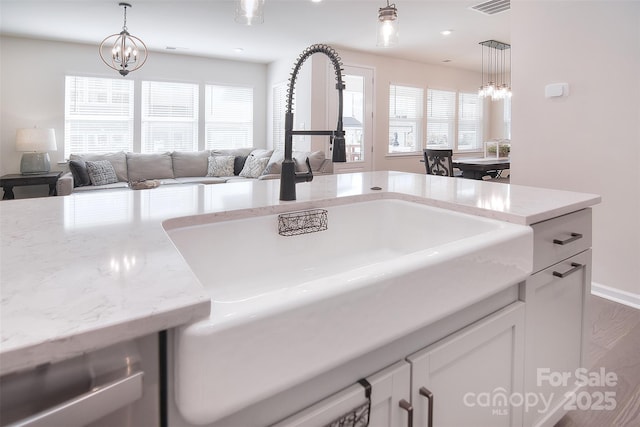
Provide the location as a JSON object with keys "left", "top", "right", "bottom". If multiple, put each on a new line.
{"left": 377, "top": 2, "right": 398, "bottom": 48}
{"left": 478, "top": 40, "right": 511, "bottom": 101}
{"left": 99, "top": 3, "right": 148, "bottom": 77}
{"left": 235, "top": 0, "right": 265, "bottom": 25}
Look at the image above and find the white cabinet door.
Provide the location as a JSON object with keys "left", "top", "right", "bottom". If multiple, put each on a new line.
{"left": 407, "top": 302, "right": 525, "bottom": 427}
{"left": 272, "top": 361, "right": 411, "bottom": 427}
{"left": 523, "top": 250, "right": 591, "bottom": 427}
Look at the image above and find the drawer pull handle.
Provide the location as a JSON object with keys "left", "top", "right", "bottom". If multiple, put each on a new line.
{"left": 419, "top": 387, "right": 434, "bottom": 427}
{"left": 398, "top": 399, "right": 413, "bottom": 427}
{"left": 553, "top": 232, "right": 583, "bottom": 245}
{"left": 553, "top": 262, "right": 583, "bottom": 278}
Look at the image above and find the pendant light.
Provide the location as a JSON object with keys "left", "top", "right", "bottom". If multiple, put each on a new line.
{"left": 478, "top": 40, "right": 512, "bottom": 101}
{"left": 377, "top": 1, "right": 398, "bottom": 48}
{"left": 235, "top": 0, "right": 265, "bottom": 25}
{"left": 99, "top": 2, "right": 148, "bottom": 77}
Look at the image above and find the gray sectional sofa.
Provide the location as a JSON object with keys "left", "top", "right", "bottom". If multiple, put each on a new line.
{"left": 56, "top": 148, "right": 331, "bottom": 196}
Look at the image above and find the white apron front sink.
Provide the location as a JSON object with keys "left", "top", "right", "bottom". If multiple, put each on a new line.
{"left": 163, "top": 197, "right": 533, "bottom": 425}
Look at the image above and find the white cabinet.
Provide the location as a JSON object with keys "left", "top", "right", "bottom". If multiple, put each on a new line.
{"left": 272, "top": 361, "right": 411, "bottom": 427}
{"left": 408, "top": 302, "right": 525, "bottom": 427}
{"left": 275, "top": 302, "right": 525, "bottom": 427}
{"left": 523, "top": 209, "right": 592, "bottom": 427}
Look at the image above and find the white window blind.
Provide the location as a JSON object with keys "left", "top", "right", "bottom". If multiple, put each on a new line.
{"left": 205, "top": 84, "right": 253, "bottom": 150}
{"left": 64, "top": 76, "right": 134, "bottom": 158}
{"left": 457, "top": 92, "right": 483, "bottom": 151}
{"left": 426, "top": 89, "right": 455, "bottom": 149}
{"left": 389, "top": 84, "right": 423, "bottom": 154}
{"left": 141, "top": 81, "right": 199, "bottom": 153}
{"left": 272, "top": 82, "right": 287, "bottom": 151}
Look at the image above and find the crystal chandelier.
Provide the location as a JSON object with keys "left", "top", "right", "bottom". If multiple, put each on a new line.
{"left": 478, "top": 40, "right": 512, "bottom": 101}
{"left": 99, "top": 2, "right": 148, "bottom": 77}
{"left": 377, "top": 1, "right": 398, "bottom": 48}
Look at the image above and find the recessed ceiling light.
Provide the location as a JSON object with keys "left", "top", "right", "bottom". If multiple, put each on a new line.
{"left": 311, "top": 0, "right": 322, "bottom": 3}
{"left": 442, "top": 59, "right": 452, "bottom": 63}
{"left": 234, "top": 48, "right": 245, "bottom": 54}
{"left": 441, "top": 29, "right": 453, "bottom": 36}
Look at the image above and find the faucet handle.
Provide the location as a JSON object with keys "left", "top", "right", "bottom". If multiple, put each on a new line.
{"left": 294, "top": 157, "right": 314, "bottom": 183}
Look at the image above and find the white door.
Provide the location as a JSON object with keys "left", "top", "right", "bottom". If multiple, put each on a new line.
{"left": 330, "top": 65, "right": 374, "bottom": 173}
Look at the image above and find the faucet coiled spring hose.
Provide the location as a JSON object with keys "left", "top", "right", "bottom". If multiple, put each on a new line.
{"left": 286, "top": 44, "right": 345, "bottom": 119}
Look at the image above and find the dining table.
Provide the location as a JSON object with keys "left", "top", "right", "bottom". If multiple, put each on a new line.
{"left": 452, "top": 157, "right": 510, "bottom": 180}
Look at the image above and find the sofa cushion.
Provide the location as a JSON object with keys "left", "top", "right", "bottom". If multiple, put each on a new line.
{"left": 239, "top": 155, "right": 269, "bottom": 178}
{"left": 175, "top": 177, "right": 227, "bottom": 185}
{"left": 70, "top": 152, "right": 128, "bottom": 182}
{"left": 211, "top": 148, "right": 254, "bottom": 175}
{"left": 86, "top": 160, "right": 118, "bottom": 186}
{"left": 74, "top": 181, "right": 129, "bottom": 192}
{"left": 172, "top": 151, "right": 209, "bottom": 177}
{"left": 303, "top": 150, "right": 326, "bottom": 172}
{"left": 262, "top": 150, "right": 326, "bottom": 175}
{"left": 126, "top": 152, "right": 174, "bottom": 182}
{"left": 207, "top": 155, "right": 235, "bottom": 177}
{"left": 68, "top": 159, "right": 91, "bottom": 187}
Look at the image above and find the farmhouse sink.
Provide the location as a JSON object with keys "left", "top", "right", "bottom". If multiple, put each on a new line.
{"left": 163, "top": 197, "right": 533, "bottom": 425}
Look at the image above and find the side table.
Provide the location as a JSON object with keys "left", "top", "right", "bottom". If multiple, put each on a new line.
{"left": 0, "top": 171, "right": 63, "bottom": 200}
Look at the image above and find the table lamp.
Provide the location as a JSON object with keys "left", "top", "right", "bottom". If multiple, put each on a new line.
{"left": 16, "top": 128, "right": 57, "bottom": 175}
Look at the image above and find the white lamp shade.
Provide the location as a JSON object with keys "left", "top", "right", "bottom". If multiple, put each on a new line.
{"left": 16, "top": 128, "right": 57, "bottom": 152}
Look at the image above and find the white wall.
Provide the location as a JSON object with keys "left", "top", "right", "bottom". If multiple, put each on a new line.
{"left": 0, "top": 36, "right": 267, "bottom": 196}
{"left": 511, "top": 1, "right": 640, "bottom": 296}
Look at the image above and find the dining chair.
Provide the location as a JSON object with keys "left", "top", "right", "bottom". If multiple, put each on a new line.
{"left": 423, "top": 149, "right": 458, "bottom": 177}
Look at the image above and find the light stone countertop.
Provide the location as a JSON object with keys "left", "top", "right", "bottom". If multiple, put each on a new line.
{"left": 0, "top": 171, "right": 600, "bottom": 376}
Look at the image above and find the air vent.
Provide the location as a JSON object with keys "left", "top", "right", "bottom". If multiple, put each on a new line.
{"left": 470, "top": 0, "right": 510, "bottom": 15}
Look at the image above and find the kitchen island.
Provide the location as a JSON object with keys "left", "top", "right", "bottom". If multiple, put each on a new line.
{"left": 0, "top": 171, "right": 600, "bottom": 426}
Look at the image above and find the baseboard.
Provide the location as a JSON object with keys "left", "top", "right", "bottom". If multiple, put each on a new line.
{"left": 591, "top": 282, "right": 640, "bottom": 310}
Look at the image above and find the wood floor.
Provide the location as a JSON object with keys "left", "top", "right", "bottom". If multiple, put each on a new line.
{"left": 555, "top": 295, "right": 640, "bottom": 427}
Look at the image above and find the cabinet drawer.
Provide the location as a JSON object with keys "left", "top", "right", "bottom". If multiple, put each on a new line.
{"left": 531, "top": 208, "right": 592, "bottom": 273}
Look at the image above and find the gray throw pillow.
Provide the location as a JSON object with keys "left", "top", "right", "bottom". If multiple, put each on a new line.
{"left": 86, "top": 160, "right": 118, "bottom": 186}
{"left": 68, "top": 159, "right": 91, "bottom": 187}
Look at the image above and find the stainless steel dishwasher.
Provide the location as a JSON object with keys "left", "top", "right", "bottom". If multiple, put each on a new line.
{"left": 0, "top": 333, "right": 160, "bottom": 427}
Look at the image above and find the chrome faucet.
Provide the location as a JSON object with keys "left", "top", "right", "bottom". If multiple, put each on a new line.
{"left": 280, "top": 44, "right": 346, "bottom": 201}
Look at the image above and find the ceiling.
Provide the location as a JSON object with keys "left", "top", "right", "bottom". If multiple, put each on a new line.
{"left": 0, "top": 0, "right": 510, "bottom": 72}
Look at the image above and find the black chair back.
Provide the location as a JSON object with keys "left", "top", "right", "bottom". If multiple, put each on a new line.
{"left": 423, "top": 149, "right": 454, "bottom": 176}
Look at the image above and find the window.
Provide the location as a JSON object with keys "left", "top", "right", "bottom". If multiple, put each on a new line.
{"left": 343, "top": 74, "right": 365, "bottom": 162}
{"left": 141, "top": 81, "right": 198, "bottom": 152}
{"left": 457, "top": 92, "right": 483, "bottom": 151}
{"left": 64, "top": 76, "right": 133, "bottom": 158}
{"left": 426, "top": 89, "right": 455, "bottom": 149}
{"left": 205, "top": 84, "right": 253, "bottom": 150}
{"left": 389, "top": 84, "right": 423, "bottom": 154}
{"left": 425, "top": 89, "right": 484, "bottom": 152}
{"left": 272, "top": 82, "right": 287, "bottom": 151}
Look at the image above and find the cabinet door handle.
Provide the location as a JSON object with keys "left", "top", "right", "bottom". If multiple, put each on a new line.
{"left": 553, "top": 262, "right": 583, "bottom": 278}
{"left": 419, "top": 387, "right": 434, "bottom": 427}
{"left": 398, "top": 399, "right": 413, "bottom": 427}
{"left": 553, "top": 232, "right": 583, "bottom": 245}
